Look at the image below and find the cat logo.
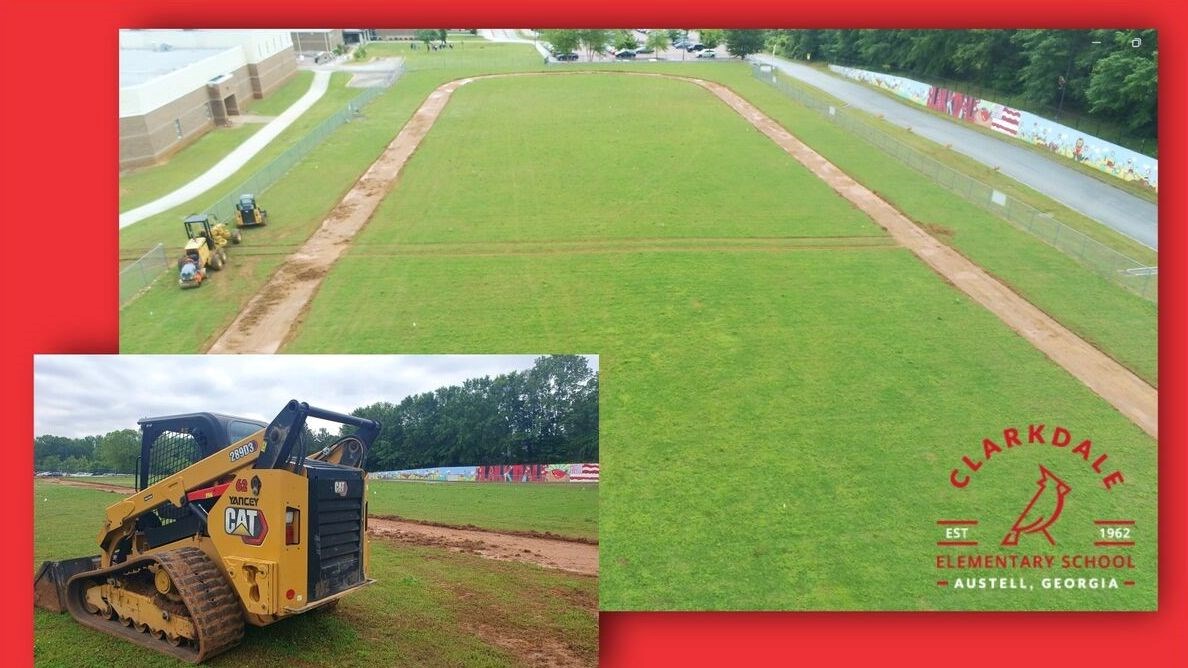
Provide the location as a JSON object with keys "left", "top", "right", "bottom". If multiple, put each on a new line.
{"left": 334, "top": 481, "right": 348, "bottom": 497}
{"left": 225, "top": 506, "right": 268, "bottom": 545}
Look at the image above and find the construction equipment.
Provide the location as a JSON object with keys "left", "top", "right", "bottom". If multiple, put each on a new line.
{"left": 34, "top": 400, "right": 381, "bottom": 663}
{"left": 177, "top": 214, "right": 240, "bottom": 288}
{"left": 234, "top": 194, "right": 269, "bottom": 228}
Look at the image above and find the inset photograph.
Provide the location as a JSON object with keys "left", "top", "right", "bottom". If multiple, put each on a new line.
{"left": 34, "top": 354, "right": 598, "bottom": 666}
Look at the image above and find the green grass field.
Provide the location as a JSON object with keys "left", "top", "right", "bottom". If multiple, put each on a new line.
{"left": 370, "top": 481, "right": 598, "bottom": 541}
{"left": 283, "top": 74, "right": 1155, "bottom": 611}
{"left": 34, "top": 482, "right": 596, "bottom": 667}
{"left": 601, "top": 62, "right": 1159, "bottom": 385}
{"left": 118, "top": 72, "right": 315, "bottom": 212}
{"left": 115, "top": 50, "right": 1157, "bottom": 612}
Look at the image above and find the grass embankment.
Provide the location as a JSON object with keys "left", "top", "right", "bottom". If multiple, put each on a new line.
{"left": 370, "top": 480, "right": 598, "bottom": 541}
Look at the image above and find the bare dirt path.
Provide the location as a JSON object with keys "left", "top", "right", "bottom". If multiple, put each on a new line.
{"left": 368, "top": 517, "right": 598, "bottom": 576}
{"left": 689, "top": 77, "right": 1158, "bottom": 439}
{"left": 39, "top": 479, "right": 598, "bottom": 576}
{"left": 203, "top": 71, "right": 1156, "bottom": 439}
{"left": 41, "top": 478, "right": 134, "bottom": 494}
{"left": 207, "top": 77, "right": 478, "bottom": 353}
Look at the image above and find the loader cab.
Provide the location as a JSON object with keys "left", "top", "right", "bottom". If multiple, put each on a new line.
{"left": 134, "top": 413, "right": 267, "bottom": 549}
{"left": 137, "top": 412, "right": 267, "bottom": 491}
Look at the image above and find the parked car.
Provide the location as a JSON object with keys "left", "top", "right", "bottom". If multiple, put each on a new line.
{"left": 615, "top": 49, "right": 637, "bottom": 60}
{"left": 687, "top": 43, "right": 706, "bottom": 52}
{"left": 696, "top": 50, "right": 716, "bottom": 59}
{"left": 673, "top": 39, "right": 691, "bottom": 49}
{"left": 635, "top": 46, "right": 655, "bottom": 55}
{"left": 556, "top": 52, "right": 579, "bottom": 61}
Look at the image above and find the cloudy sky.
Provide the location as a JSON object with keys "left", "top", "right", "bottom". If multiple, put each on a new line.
{"left": 35, "top": 355, "right": 597, "bottom": 437}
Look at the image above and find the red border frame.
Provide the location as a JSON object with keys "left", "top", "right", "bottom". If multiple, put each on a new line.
{"left": 1, "top": 3, "right": 1181, "bottom": 666}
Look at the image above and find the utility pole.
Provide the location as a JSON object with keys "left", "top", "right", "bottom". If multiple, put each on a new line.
{"left": 1056, "top": 37, "right": 1101, "bottom": 122}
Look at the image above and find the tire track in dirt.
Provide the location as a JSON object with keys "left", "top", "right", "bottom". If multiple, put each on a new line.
{"left": 203, "top": 71, "right": 1156, "bottom": 439}
{"left": 346, "top": 235, "right": 899, "bottom": 258}
{"left": 39, "top": 479, "right": 597, "bottom": 576}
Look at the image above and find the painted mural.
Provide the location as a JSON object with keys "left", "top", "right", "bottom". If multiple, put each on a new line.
{"left": 829, "top": 65, "right": 1158, "bottom": 191}
{"left": 372, "top": 462, "right": 599, "bottom": 483}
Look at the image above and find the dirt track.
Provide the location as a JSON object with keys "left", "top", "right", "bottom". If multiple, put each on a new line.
{"left": 203, "top": 71, "right": 1156, "bottom": 439}
{"left": 43, "top": 478, "right": 135, "bottom": 494}
{"left": 40, "top": 479, "right": 597, "bottom": 576}
{"left": 686, "top": 77, "right": 1157, "bottom": 439}
{"left": 368, "top": 517, "right": 597, "bottom": 576}
{"left": 207, "top": 77, "right": 478, "bottom": 353}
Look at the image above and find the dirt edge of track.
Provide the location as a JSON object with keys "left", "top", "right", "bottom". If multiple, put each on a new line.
{"left": 39, "top": 479, "right": 598, "bottom": 576}
{"left": 371, "top": 514, "right": 597, "bottom": 545}
{"left": 368, "top": 517, "right": 597, "bottom": 576}
{"left": 201, "top": 70, "right": 1155, "bottom": 438}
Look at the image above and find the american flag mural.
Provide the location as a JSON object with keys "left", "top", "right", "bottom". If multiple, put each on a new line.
{"left": 990, "top": 106, "right": 1022, "bottom": 137}
{"left": 569, "top": 463, "right": 600, "bottom": 482}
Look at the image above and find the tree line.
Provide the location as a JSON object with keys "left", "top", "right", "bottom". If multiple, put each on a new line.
{"left": 346, "top": 355, "right": 598, "bottom": 471}
{"left": 34, "top": 356, "right": 598, "bottom": 474}
{"left": 537, "top": 29, "right": 1155, "bottom": 141}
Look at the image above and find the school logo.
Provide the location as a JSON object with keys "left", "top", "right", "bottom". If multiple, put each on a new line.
{"left": 935, "top": 424, "right": 1138, "bottom": 593}
{"left": 1002, "top": 465, "right": 1071, "bottom": 546}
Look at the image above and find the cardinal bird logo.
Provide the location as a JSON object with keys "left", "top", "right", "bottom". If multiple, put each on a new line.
{"left": 1001, "top": 465, "right": 1071, "bottom": 546}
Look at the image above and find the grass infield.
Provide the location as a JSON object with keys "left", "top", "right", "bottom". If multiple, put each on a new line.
{"left": 286, "top": 74, "right": 1155, "bottom": 611}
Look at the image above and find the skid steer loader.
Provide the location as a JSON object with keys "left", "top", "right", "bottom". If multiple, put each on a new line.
{"left": 35, "top": 400, "right": 380, "bottom": 663}
{"left": 234, "top": 194, "right": 269, "bottom": 228}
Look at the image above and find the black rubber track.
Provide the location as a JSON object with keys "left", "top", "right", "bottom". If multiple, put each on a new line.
{"left": 64, "top": 547, "right": 244, "bottom": 663}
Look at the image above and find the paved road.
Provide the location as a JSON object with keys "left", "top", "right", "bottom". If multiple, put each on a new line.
{"left": 750, "top": 54, "right": 1158, "bottom": 250}
{"left": 119, "top": 70, "right": 333, "bottom": 228}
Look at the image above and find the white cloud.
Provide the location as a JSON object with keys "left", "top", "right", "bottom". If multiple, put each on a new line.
{"left": 34, "top": 354, "right": 598, "bottom": 437}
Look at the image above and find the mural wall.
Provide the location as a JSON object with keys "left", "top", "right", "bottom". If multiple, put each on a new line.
{"left": 829, "top": 65, "right": 1158, "bottom": 191}
{"left": 372, "top": 462, "right": 599, "bottom": 483}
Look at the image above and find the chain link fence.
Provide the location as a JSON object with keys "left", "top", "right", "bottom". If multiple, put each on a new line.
{"left": 200, "top": 83, "right": 390, "bottom": 225}
{"left": 120, "top": 244, "right": 168, "bottom": 306}
{"left": 752, "top": 65, "right": 1156, "bottom": 302}
{"left": 121, "top": 75, "right": 396, "bottom": 307}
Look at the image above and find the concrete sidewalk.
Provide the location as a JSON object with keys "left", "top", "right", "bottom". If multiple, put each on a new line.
{"left": 119, "top": 70, "right": 332, "bottom": 228}
{"left": 479, "top": 29, "right": 551, "bottom": 59}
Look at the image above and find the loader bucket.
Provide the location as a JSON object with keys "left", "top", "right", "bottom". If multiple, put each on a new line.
{"left": 34, "top": 556, "right": 99, "bottom": 612}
